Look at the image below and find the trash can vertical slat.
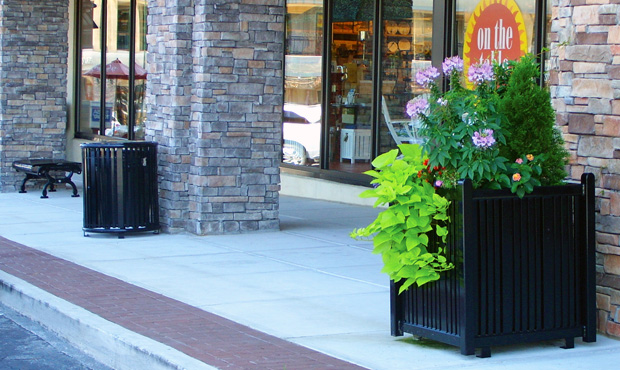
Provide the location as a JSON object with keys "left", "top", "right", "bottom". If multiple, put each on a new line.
{"left": 81, "top": 141, "right": 159, "bottom": 237}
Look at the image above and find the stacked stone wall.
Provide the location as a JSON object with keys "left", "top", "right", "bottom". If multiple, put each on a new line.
{"left": 145, "top": 1, "right": 194, "bottom": 231}
{"left": 550, "top": 0, "right": 620, "bottom": 338}
{"left": 146, "top": 0, "right": 283, "bottom": 234}
{"left": 0, "top": 1, "right": 69, "bottom": 192}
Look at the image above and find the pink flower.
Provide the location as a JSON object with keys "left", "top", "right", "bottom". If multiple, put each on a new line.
{"left": 434, "top": 180, "right": 443, "bottom": 188}
{"left": 442, "top": 56, "right": 464, "bottom": 75}
{"left": 468, "top": 62, "right": 495, "bottom": 85}
{"left": 512, "top": 173, "right": 522, "bottom": 182}
{"left": 415, "top": 66, "right": 440, "bottom": 88}
{"left": 406, "top": 97, "right": 429, "bottom": 118}
{"left": 515, "top": 158, "right": 523, "bottom": 164}
{"left": 472, "top": 129, "right": 496, "bottom": 148}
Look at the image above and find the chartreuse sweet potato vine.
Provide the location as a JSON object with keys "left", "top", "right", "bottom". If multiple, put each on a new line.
{"left": 351, "top": 144, "right": 453, "bottom": 293}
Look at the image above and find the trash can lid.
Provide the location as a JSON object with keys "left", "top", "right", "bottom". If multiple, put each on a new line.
{"left": 80, "top": 141, "right": 157, "bottom": 148}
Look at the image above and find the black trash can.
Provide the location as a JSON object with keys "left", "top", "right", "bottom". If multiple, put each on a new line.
{"left": 81, "top": 141, "right": 159, "bottom": 237}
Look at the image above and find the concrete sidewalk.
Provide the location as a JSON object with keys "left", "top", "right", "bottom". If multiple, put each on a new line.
{"left": 0, "top": 185, "right": 619, "bottom": 370}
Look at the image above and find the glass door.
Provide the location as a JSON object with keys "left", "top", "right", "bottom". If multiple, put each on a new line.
{"left": 327, "top": 0, "right": 374, "bottom": 173}
{"left": 379, "top": 0, "right": 433, "bottom": 155}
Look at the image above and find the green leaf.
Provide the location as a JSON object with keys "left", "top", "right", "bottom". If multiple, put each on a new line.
{"left": 398, "top": 143, "right": 424, "bottom": 159}
{"left": 419, "top": 233, "right": 429, "bottom": 246}
{"left": 358, "top": 188, "right": 378, "bottom": 199}
{"left": 372, "top": 231, "right": 392, "bottom": 249}
{"left": 405, "top": 234, "right": 422, "bottom": 250}
{"left": 363, "top": 170, "right": 381, "bottom": 179}
{"left": 379, "top": 211, "right": 404, "bottom": 228}
{"left": 436, "top": 225, "right": 448, "bottom": 237}
{"left": 398, "top": 278, "right": 416, "bottom": 294}
{"left": 372, "top": 149, "right": 398, "bottom": 169}
{"left": 416, "top": 271, "right": 440, "bottom": 286}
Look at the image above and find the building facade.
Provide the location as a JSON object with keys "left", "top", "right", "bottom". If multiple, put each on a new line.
{"left": 0, "top": 0, "right": 618, "bottom": 337}
{"left": 0, "top": 1, "right": 69, "bottom": 191}
{"left": 548, "top": 0, "right": 620, "bottom": 338}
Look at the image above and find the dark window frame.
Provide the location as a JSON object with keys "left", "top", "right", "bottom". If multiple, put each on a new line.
{"left": 74, "top": 0, "right": 140, "bottom": 141}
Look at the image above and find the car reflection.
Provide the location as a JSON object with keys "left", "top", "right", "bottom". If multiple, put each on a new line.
{"left": 283, "top": 103, "right": 321, "bottom": 165}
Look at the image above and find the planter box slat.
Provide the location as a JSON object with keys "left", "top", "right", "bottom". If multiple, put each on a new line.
{"left": 391, "top": 174, "right": 596, "bottom": 357}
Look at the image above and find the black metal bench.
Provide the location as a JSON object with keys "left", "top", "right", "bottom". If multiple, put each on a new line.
{"left": 12, "top": 159, "right": 82, "bottom": 198}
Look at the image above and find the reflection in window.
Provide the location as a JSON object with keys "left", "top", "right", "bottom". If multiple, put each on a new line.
{"left": 328, "top": 0, "right": 374, "bottom": 173}
{"left": 283, "top": 0, "right": 323, "bottom": 166}
{"left": 379, "top": 0, "right": 433, "bottom": 156}
{"left": 77, "top": 0, "right": 148, "bottom": 140}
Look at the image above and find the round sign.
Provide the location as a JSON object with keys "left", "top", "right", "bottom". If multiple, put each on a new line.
{"left": 463, "top": 0, "right": 528, "bottom": 75}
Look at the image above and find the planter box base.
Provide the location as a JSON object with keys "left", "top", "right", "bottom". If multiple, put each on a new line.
{"left": 391, "top": 174, "right": 597, "bottom": 357}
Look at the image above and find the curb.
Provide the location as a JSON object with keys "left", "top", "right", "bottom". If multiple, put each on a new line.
{"left": 0, "top": 271, "right": 216, "bottom": 370}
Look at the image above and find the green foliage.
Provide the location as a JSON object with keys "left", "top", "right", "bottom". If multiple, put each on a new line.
{"left": 353, "top": 55, "right": 569, "bottom": 294}
{"left": 496, "top": 55, "right": 569, "bottom": 185}
{"left": 350, "top": 144, "right": 453, "bottom": 292}
{"left": 415, "top": 54, "right": 567, "bottom": 192}
{"left": 419, "top": 72, "right": 512, "bottom": 190}
{"left": 507, "top": 154, "right": 544, "bottom": 198}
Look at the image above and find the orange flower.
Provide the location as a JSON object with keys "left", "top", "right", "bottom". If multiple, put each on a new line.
{"left": 423, "top": 159, "right": 429, "bottom": 166}
{"left": 512, "top": 173, "right": 522, "bottom": 182}
{"left": 526, "top": 154, "right": 534, "bottom": 161}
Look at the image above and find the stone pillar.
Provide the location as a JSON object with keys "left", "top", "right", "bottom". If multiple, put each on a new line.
{"left": 0, "top": 1, "right": 69, "bottom": 192}
{"left": 549, "top": 0, "right": 620, "bottom": 338}
{"left": 145, "top": 0, "right": 195, "bottom": 231}
{"left": 146, "top": 0, "right": 283, "bottom": 234}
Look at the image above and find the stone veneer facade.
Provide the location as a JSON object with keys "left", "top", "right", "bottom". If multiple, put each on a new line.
{"left": 145, "top": 0, "right": 283, "bottom": 234}
{"left": 0, "top": 1, "right": 69, "bottom": 192}
{"left": 0, "top": 0, "right": 618, "bottom": 339}
{"left": 549, "top": 0, "right": 620, "bottom": 337}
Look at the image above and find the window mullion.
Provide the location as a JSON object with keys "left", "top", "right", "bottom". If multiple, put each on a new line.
{"left": 100, "top": 0, "right": 108, "bottom": 135}
{"left": 128, "top": 0, "right": 137, "bottom": 139}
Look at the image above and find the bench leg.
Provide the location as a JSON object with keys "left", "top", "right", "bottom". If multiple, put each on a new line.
{"left": 41, "top": 182, "right": 51, "bottom": 199}
{"left": 19, "top": 174, "right": 34, "bottom": 193}
{"left": 68, "top": 178, "right": 80, "bottom": 197}
{"left": 63, "top": 170, "right": 80, "bottom": 197}
{"left": 40, "top": 170, "right": 80, "bottom": 198}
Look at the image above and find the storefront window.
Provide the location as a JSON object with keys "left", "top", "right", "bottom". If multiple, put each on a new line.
{"left": 76, "top": 0, "right": 148, "bottom": 140}
{"left": 327, "top": 0, "right": 374, "bottom": 173}
{"left": 282, "top": 0, "right": 548, "bottom": 180}
{"left": 379, "top": 0, "right": 433, "bottom": 156}
{"left": 283, "top": 0, "right": 323, "bottom": 166}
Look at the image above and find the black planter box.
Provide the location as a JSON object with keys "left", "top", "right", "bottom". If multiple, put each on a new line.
{"left": 391, "top": 173, "right": 597, "bottom": 357}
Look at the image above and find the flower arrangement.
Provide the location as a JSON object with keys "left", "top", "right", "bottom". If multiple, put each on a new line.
{"left": 410, "top": 53, "right": 568, "bottom": 194}
{"left": 407, "top": 55, "right": 554, "bottom": 196}
{"left": 352, "top": 54, "right": 569, "bottom": 291}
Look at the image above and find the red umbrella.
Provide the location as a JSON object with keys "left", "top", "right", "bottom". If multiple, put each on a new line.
{"left": 83, "top": 59, "right": 147, "bottom": 80}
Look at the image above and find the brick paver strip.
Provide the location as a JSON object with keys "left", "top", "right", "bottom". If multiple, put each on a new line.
{"left": 0, "top": 236, "right": 367, "bottom": 369}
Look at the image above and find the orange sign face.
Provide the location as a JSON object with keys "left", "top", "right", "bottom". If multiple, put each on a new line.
{"left": 463, "top": 0, "right": 528, "bottom": 71}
